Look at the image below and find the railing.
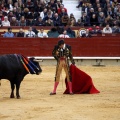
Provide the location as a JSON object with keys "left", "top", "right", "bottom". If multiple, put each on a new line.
{"left": 0, "top": 38, "right": 120, "bottom": 57}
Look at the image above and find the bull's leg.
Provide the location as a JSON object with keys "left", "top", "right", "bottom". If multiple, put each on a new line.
{"left": 16, "top": 82, "right": 21, "bottom": 99}
{"left": 10, "top": 81, "right": 15, "bottom": 98}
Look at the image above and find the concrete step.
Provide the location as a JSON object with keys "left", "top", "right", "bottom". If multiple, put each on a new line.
{"left": 63, "top": 0, "right": 81, "bottom": 21}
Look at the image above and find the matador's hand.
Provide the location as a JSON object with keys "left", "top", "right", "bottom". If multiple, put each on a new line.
{"left": 72, "top": 61, "right": 75, "bottom": 65}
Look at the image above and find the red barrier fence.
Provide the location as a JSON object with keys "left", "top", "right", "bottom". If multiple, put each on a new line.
{"left": 0, "top": 38, "right": 120, "bottom": 57}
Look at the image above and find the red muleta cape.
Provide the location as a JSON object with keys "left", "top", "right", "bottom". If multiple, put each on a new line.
{"left": 64, "top": 65, "right": 100, "bottom": 94}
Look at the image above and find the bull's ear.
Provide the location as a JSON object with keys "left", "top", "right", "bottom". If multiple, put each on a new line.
{"left": 29, "top": 57, "right": 35, "bottom": 61}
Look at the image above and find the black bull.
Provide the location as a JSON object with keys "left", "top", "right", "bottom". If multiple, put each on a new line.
{"left": 0, "top": 54, "right": 42, "bottom": 99}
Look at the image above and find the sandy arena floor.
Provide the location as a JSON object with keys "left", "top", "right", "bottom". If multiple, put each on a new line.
{"left": 0, "top": 65, "right": 120, "bottom": 120}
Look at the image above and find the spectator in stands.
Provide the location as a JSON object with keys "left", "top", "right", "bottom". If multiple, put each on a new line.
{"left": 46, "top": 2, "right": 51, "bottom": 10}
{"left": 85, "top": 29, "right": 92, "bottom": 37}
{"left": 11, "top": 0, "right": 18, "bottom": 5}
{"left": 58, "top": 30, "right": 70, "bottom": 38}
{"left": 96, "top": 7, "right": 103, "bottom": 17}
{"left": 25, "top": 26, "right": 35, "bottom": 37}
{"left": 77, "top": 28, "right": 87, "bottom": 37}
{"left": 112, "top": 19, "right": 119, "bottom": 26}
{"left": 55, "top": 0, "right": 62, "bottom": 3}
{"left": 0, "top": 2, "right": 5, "bottom": 11}
{"left": 88, "top": 7, "right": 95, "bottom": 19}
{"left": 69, "top": 18, "right": 76, "bottom": 27}
{"left": 82, "top": 2, "right": 90, "bottom": 14}
{"left": 17, "top": 0, "right": 24, "bottom": 8}
{"left": 103, "top": 1, "right": 111, "bottom": 17}
{"left": 106, "top": 7, "right": 114, "bottom": 18}
{"left": 75, "top": 19, "right": 84, "bottom": 26}
{"left": 81, "top": 12, "right": 90, "bottom": 26}
{"left": 47, "top": 27, "right": 60, "bottom": 38}
{"left": 3, "top": 27, "right": 14, "bottom": 37}
{"left": 76, "top": 0, "right": 83, "bottom": 8}
{"left": 25, "top": 0, "right": 34, "bottom": 12}
{"left": 57, "top": 4, "right": 67, "bottom": 15}
{"left": 61, "top": 13, "right": 69, "bottom": 26}
{"left": 79, "top": 28, "right": 92, "bottom": 38}
{"left": 45, "top": 18, "right": 54, "bottom": 26}
{"left": 10, "top": 17, "right": 19, "bottom": 26}
{"left": 53, "top": 13, "right": 61, "bottom": 26}
{"left": 26, "top": 12, "right": 35, "bottom": 26}
{"left": 34, "top": 11, "right": 40, "bottom": 20}
{"left": 102, "top": 24, "right": 112, "bottom": 33}
{"left": 32, "top": 27, "right": 39, "bottom": 35}
{"left": 6, "top": 0, "right": 13, "bottom": 11}
{"left": 0, "top": 11, "right": 4, "bottom": 20}
{"left": 98, "top": 12, "right": 105, "bottom": 26}
{"left": 13, "top": 1, "right": 18, "bottom": 9}
{"left": 116, "top": 16, "right": 120, "bottom": 26}
{"left": 66, "top": 27, "right": 75, "bottom": 38}
{"left": 13, "top": 7, "right": 20, "bottom": 20}
{"left": 92, "top": 26, "right": 102, "bottom": 34}
{"left": 59, "top": 8, "right": 67, "bottom": 17}
{"left": 112, "top": 0, "right": 119, "bottom": 9}
{"left": 112, "top": 24, "right": 120, "bottom": 33}
{"left": 2, "top": 16, "right": 10, "bottom": 26}
{"left": 69, "top": 13, "right": 76, "bottom": 23}
{"left": 105, "top": 15, "right": 114, "bottom": 26}
{"left": 40, "top": 8, "right": 48, "bottom": 19}
{"left": 37, "top": 28, "right": 48, "bottom": 38}
{"left": 90, "top": 13, "right": 98, "bottom": 26}
{"left": 48, "top": 0, "right": 57, "bottom": 13}
{"left": 3, "top": 6, "right": 10, "bottom": 15}
{"left": 23, "top": 8, "right": 30, "bottom": 19}
{"left": 18, "top": 16, "right": 26, "bottom": 26}
{"left": 55, "top": 0, "right": 62, "bottom": 10}
{"left": 0, "top": 12, "right": 4, "bottom": 27}
{"left": 26, "top": 18, "right": 35, "bottom": 26}
{"left": 88, "top": 3, "right": 93, "bottom": 10}
{"left": 16, "top": 28, "right": 25, "bottom": 37}
{"left": 35, "top": 3, "right": 44, "bottom": 13}
{"left": 43, "top": 10, "right": 53, "bottom": 21}
{"left": 94, "top": 1, "right": 102, "bottom": 11}
{"left": 90, "top": 0, "right": 96, "bottom": 4}
{"left": 116, "top": 4, "right": 120, "bottom": 17}
{"left": 87, "top": 27, "right": 93, "bottom": 34}
{"left": 34, "top": 17, "right": 45, "bottom": 26}
{"left": 113, "top": 5, "right": 119, "bottom": 18}
{"left": 8, "top": 11, "right": 15, "bottom": 22}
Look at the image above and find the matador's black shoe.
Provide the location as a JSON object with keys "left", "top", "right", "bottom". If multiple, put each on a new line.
{"left": 50, "top": 92, "right": 56, "bottom": 95}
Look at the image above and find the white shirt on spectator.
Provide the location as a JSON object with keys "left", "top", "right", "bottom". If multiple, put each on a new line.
{"left": 9, "top": 4, "right": 13, "bottom": 11}
{"left": 38, "top": 32, "right": 48, "bottom": 38}
{"left": 25, "top": 31, "right": 35, "bottom": 37}
{"left": 103, "top": 27, "right": 112, "bottom": 34}
{"left": 40, "top": 12, "right": 45, "bottom": 19}
{"left": 58, "top": 34, "right": 70, "bottom": 38}
{"left": 2, "top": 20, "right": 10, "bottom": 26}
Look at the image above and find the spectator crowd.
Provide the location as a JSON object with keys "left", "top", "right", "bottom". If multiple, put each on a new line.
{"left": 0, "top": 0, "right": 120, "bottom": 38}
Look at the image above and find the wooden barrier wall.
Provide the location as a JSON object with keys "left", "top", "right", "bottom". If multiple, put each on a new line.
{"left": 0, "top": 37, "right": 120, "bottom": 57}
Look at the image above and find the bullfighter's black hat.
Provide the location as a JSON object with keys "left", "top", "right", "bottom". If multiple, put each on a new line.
{"left": 58, "top": 39, "right": 64, "bottom": 46}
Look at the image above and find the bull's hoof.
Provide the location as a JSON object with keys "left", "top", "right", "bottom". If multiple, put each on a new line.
{"left": 16, "top": 96, "right": 21, "bottom": 99}
{"left": 10, "top": 95, "right": 15, "bottom": 98}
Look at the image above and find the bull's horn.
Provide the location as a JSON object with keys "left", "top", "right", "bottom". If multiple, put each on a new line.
{"left": 33, "top": 59, "right": 43, "bottom": 62}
